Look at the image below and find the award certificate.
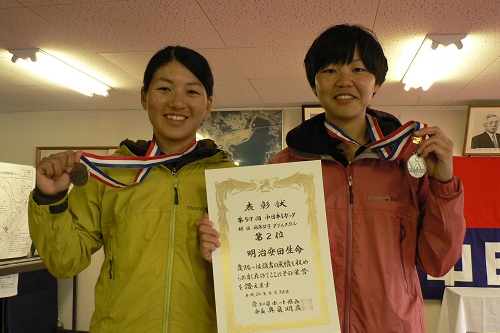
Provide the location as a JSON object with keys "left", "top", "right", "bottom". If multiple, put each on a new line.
{"left": 206, "top": 160, "right": 340, "bottom": 333}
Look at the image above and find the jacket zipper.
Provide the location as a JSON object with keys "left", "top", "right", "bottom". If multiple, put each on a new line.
{"left": 108, "top": 231, "right": 115, "bottom": 279}
{"left": 106, "top": 231, "right": 116, "bottom": 309}
{"left": 109, "top": 255, "right": 114, "bottom": 279}
{"left": 400, "top": 219, "right": 409, "bottom": 293}
{"left": 172, "top": 167, "right": 179, "bottom": 205}
{"left": 344, "top": 175, "right": 354, "bottom": 333}
{"left": 163, "top": 170, "right": 179, "bottom": 332}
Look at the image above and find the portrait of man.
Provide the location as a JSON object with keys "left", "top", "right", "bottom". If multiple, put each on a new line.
{"left": 471, "top": 113, "right": 500, "bottom": 149}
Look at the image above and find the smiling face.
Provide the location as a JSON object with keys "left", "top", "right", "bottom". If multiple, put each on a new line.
{"left": 313, "top": 47, "right": 379, "bottom": 128}
{"left": 141, "top": 60, "right": 212, "bottom": 153}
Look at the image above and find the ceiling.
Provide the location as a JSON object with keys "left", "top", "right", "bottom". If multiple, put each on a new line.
{"left": 0, "top": 0, "right": 499, "bottom": 113}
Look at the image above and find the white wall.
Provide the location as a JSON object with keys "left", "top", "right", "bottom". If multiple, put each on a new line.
{"left": 0, "top": 105, "right": 468, "bottom": 332}
{"left": 0, "top": 109, "right": 152, "bottom": 166}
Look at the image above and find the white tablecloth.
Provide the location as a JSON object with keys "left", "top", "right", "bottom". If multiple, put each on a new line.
{"left": 436, "top": 287, "right": 500, "bottom": 333}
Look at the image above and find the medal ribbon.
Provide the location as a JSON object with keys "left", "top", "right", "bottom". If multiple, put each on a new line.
{"left": 79, "top": 138, "right": 197, "bottom": 188}
{"left": 324, "top": 114, "right": 427, "bottom": 161}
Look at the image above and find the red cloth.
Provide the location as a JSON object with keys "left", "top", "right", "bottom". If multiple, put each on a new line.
{"left": 453, "top": 156, "right": 500, "bottom": 228}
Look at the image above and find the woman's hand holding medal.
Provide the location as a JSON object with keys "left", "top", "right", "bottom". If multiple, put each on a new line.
{"left": 413, "top": 126, "right": 454, "bottom": 183}
{"left": 36, "top": 150, "right": 86, "bottom": 195}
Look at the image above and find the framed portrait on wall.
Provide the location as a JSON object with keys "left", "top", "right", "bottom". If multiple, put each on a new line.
{"left": 302, "top": 105, "right": 324, "bottom": 122}
{"left": 463, "top": 106, "right": 500, "bottom": 156}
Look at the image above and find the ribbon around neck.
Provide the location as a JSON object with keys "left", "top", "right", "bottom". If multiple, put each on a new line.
{"left": 79, "top": 138, "right": 197, "bottom": 188}
{"left": 324, "top": 114, "right": 427, "bottom": 161}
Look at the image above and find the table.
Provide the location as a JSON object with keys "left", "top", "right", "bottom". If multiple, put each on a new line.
{"left": 0, "top": 257, "right": 45, "bottom": 276}
{"left": 436, "top": 287, "right": 500, "bottom": 333}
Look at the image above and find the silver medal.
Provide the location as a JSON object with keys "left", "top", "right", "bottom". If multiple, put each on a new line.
{"left": 407, "top": 154, "right": 427, "bottom": 178}
{"left": 407, "top": 136, "right": 427, "bottom": 178}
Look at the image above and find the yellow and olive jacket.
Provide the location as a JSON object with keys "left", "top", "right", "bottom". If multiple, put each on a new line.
{"left": 29, "top": 139, "right": 234, "bottom": 333}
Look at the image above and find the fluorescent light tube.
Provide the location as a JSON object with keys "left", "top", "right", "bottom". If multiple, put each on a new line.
{"left": 9, "top": 48, "right": 110, "bottom": 97}
{"left": 401, "top": 35, "right": 467, "bottom": 91}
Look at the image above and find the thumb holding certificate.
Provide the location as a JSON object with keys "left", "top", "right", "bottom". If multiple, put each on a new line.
{"left": 195, "top": 213, "right": 221, "bottom": 263}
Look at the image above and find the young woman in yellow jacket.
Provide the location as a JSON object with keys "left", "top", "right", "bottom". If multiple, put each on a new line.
{"left": 29, "top": 46, "right": 234, "bottom": 333}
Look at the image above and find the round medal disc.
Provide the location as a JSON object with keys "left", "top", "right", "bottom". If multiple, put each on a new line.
{"left": 69, "top": 163, "right": 90, "bottom": 186}
{"left": 407, "top": 154, "right": 427, "bottom": 178}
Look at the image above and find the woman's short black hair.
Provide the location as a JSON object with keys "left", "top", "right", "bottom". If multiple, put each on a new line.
{"left": 143, "top": 46, "right": 214, "bottom": 97}
{"left": 304, "top": 24, "right": 388, "bottom": 88}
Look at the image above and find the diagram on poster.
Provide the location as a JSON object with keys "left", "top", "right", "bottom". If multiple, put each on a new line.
{"left": 0, "top": 162, "right": 35, "bottom": 260}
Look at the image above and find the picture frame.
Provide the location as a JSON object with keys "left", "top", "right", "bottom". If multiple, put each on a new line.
{"left": 36, "top": 146, "right": 118, "bottom": 163}
{"left": 463, "top": 106, "right": 500, "bottom": 156}
{"left": 302, "top": 105, "right": 324, "bottom": 122}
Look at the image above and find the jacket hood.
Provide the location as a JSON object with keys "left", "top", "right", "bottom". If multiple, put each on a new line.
{"left": 286, "top": 108, "right": 402, "bottom": 155}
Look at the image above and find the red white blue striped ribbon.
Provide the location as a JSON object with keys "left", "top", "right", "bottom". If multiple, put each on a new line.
{"left": 79, "top": 138, "right": 197, "bottom": 188}
{"left": 324, "top": 114, "right": 427, "bottom": 161}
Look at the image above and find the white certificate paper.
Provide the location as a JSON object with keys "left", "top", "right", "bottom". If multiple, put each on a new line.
{"left": 206, "top": 160, "right": 340, "bottom": 333}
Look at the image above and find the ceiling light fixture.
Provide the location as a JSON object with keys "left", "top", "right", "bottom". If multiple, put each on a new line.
{"left": 8, "top": 48, "right": 111, "bottom": 97}
{"left": 401, "top": 34, "right": 467, "bottom": 91}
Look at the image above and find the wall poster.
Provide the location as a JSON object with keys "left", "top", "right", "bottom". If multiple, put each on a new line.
{"left": 197, "top": 110, "right": 282, "bottom": 166}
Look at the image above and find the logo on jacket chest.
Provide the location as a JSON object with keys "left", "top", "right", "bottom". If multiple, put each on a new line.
{"left": 186, "top": 205, "right": 208, "bottom": 212}
{"left": 367, "top": 195, "right": 400, "bottom": 202}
